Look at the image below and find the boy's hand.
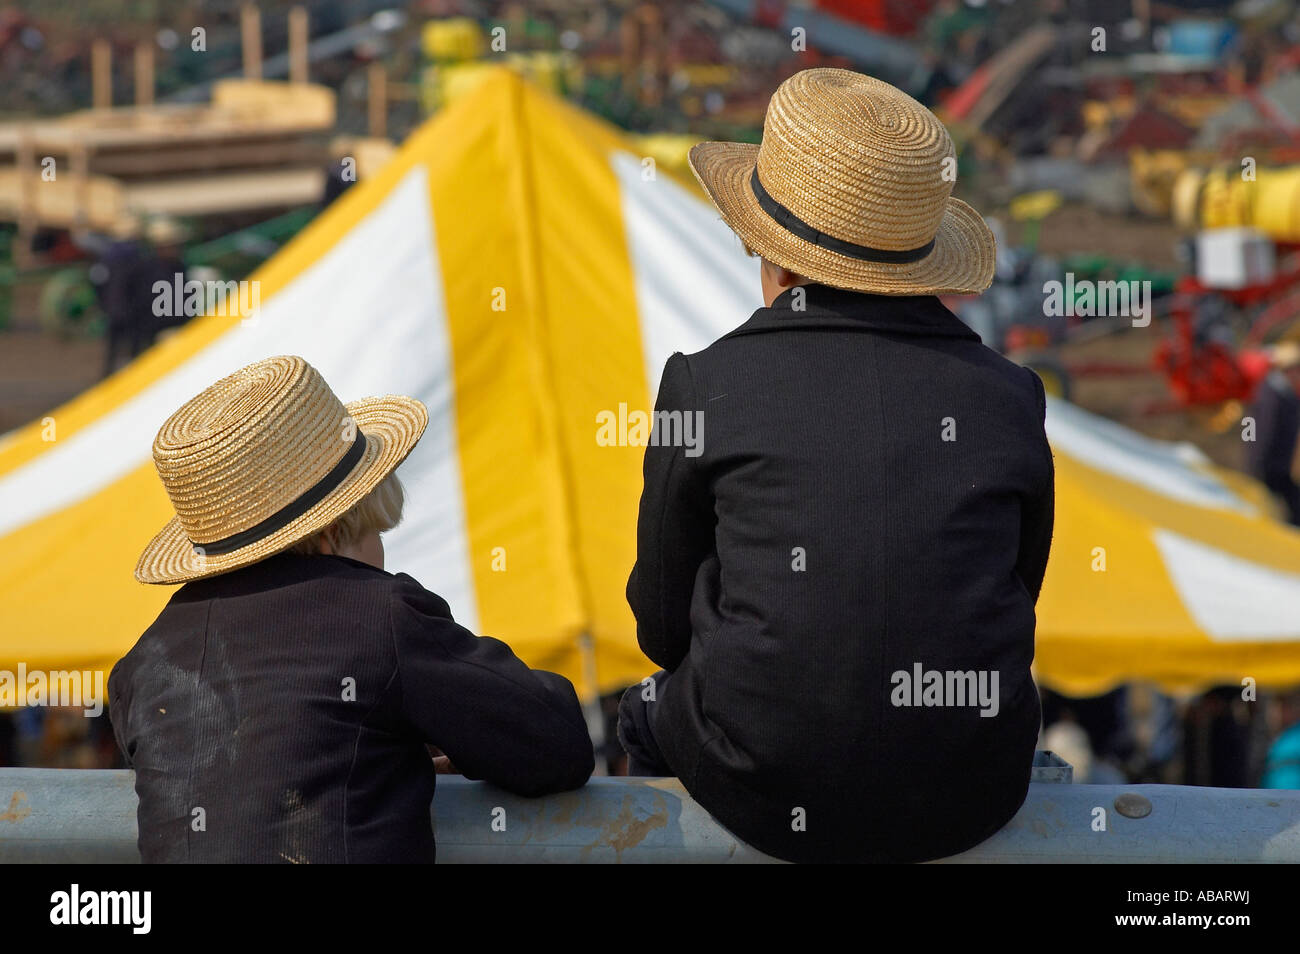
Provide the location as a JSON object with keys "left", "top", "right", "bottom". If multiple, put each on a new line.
{"left": 427, "top": 745, "right": 460, "bottom": 774}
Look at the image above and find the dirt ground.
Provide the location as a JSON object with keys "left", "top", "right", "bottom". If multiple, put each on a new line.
{"left": 0, "top": 329, "right": 103, "bottom": 435}
{"left": 1029, "top": 205, "right": 1187, "bottom": 272}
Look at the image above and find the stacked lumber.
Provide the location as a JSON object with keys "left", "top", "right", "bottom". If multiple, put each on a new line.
{"left": 0, "top": 79, "right": 336, "bottom": 236}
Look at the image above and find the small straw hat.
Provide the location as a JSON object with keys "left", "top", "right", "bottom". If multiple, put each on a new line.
{"left": 136, "top": 355, "right": 428, "bottom": 584}
{"left": 144, "top": 215, "right": 188, "bottom": 246}
{"left": 1269, "top": 340, "right": 1300, "bottom": 370}
{"left": 688, "top": 68, "right": 996, "bottom": 296}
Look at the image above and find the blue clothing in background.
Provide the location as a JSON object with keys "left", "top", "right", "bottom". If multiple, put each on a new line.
{"left": 1262, "top": 723, "right": 1300, "bottom": 789}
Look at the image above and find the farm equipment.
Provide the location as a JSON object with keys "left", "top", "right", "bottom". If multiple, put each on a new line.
{"left": 947, "top": 214, "right": 1300, "bottom": 419}
{"left": 1149, "top": 256, "right": 1300, "bottom": 413}
{"left": 1057, "top": 246, "right": 1300, "bottom": 418}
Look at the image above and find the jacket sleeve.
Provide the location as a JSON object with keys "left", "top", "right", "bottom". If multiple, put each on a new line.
{"left": 1016, "top": 367, "right": 1056, "bottom": 601}
{"left": 389, "top": 577, "right": 594, "bottom": 797}
{"left": 106, "top": 660, "right": 133, "bottom": 769}
{"left": 626, "top": 352, "right": 715, "bottom": 671}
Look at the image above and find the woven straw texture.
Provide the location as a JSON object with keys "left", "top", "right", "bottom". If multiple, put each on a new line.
{"left": 689, "top": 68, "right": 996, "bottom": 296}
{"left": 136, "top": 355, "right": 428, "bottom": 584}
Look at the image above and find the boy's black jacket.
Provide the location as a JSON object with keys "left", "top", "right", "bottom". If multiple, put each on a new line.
{"left": 110, "top": 553, "right": 593, "bottom": 862}
{"left": 628, "top": 283, "right": 1055, "bottom": 863}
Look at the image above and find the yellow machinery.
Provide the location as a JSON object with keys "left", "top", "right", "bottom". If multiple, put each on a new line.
{"left": 1174, "top": 165, "right": 1300, "bottom": 242}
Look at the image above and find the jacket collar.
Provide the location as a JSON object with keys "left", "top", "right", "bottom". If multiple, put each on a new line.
{"left": 173, "top": 551, "right": 389, "bottom": 602}
{"left": 723, "top": 284, "right": 981, "bottom": 342}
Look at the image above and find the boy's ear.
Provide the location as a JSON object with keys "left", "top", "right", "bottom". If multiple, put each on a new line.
{"left": 317, "top": 525, "right": 339, "bottom": 555}
{"left": 770, "top": 262, "right": 801, "bottom": 286}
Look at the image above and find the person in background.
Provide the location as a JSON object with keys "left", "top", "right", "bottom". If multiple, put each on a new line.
{"left": 92, "top": 217, "right": 189, "bottom": 376}
{"left": 110, "top": 355, "right": 593, "bottom": 862}
{"left": 0, "top": 711, "right": 14, "bottom": 767}
{"left": 1040, "top": 686, "right": 1135, "bottom": 783}
{"left": 1261, "top": 692, "right": 1300, "bottom": 789}
{"left": 1245, "top": 342, "right": 1300, "bottom": 526}
{"left": 1183, "top": 687, "right": 1254, "bottom": 788}
{"left": 320, "top": 156, "right": 358, "bottom": 209}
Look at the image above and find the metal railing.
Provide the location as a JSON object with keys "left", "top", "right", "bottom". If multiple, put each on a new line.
{"left": 2, "top": 761, "right": 1298, "bottom": 862}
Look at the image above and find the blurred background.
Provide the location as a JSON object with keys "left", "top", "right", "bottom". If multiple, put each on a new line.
{"left": 2, "top": 0, "right": 1300, "bottom": 796}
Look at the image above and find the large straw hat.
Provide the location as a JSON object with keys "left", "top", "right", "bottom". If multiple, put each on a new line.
{"left": 136, "top": 355, "right": 427, "bottom": 584}
{"left": 688, "top": 68, "right": 996, "bottom": 296}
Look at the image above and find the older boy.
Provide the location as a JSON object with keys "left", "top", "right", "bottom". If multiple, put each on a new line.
{"left": 618, "top": 69, "right": 1054, "bottom": 863}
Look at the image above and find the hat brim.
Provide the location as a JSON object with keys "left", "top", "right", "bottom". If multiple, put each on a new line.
{"left": 135, "top": 395, "right": 428, "bottom": 585}
{"left": 688, "top": 141, "right": 996, "bottom": 297}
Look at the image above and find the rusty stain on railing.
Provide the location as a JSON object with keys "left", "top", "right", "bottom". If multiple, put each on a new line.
{"left": 594, "top": 791, "right": 669, "bottom": 861}
{"left": 0, "top": 791, "right": 30, "bottom": 823}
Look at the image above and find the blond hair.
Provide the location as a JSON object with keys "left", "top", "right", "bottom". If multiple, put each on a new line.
{"left": 290, "top": 471, "right": 405, "bottom": 555}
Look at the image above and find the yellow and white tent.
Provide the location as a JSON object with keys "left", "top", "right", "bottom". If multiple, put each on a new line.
{"left": 1036, "top": 400, "right": 1300, "bottom": 694}
{"left": 3, "top": 68, "right": 1300, "bottom": 699}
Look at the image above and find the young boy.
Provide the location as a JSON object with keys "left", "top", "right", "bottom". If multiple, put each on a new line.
{"left": 112, "top": 356, "right": 592, "bottom": 862}
{"left": 618, "top": 68, "right": 1055, "bottom": 863}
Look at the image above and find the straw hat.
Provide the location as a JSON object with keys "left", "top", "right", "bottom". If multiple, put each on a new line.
{"left": 1269, "top": 340, "right": 1300, "bottom": 370}
{"left": 136, "top": 355, "right": 427, "bottom": 584}
{"left": 144, "top": 216, "right": 188, "bottom": 246}
{"left": 688, "top": 68, "right": 996, "bottom": 296}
